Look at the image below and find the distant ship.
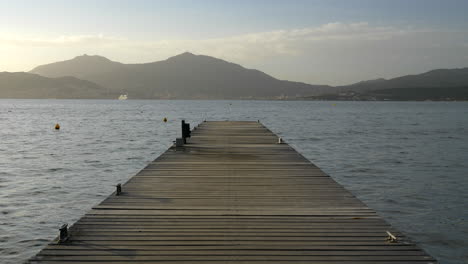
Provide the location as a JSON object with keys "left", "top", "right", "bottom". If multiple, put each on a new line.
{"left": 118, "top": 94, "right": 128, "bottom": 100}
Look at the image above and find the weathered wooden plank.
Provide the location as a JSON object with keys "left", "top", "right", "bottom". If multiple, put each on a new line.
{"left": 30, "top": 260, "right": 433, "bottom": 264}
{"left": 39, "top": 249, "right": 427, "bottom": 256}
{"left": 48, "top": 240, "right": 416, "bottom": 246}
{"left": 30, "top": 260, "right": 436, "bottom": 264}
{"left": 43, "top": 245, "right": 423, "bottom": 250}
{"left": 32, "top": 255, "right": 436, "bottom": 261}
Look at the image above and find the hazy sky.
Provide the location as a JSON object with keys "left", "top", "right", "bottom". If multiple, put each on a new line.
{"left": 1, "top": 0, "right": 468, "bottom": 85}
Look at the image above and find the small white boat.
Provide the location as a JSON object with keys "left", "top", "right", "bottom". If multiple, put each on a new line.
{"left": 118, "top": 94, "right": 128, "bottom": 100}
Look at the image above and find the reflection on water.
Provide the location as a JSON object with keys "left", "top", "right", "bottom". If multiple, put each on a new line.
{"left": 0, "top": 99, "right": 467, "bottom": 263}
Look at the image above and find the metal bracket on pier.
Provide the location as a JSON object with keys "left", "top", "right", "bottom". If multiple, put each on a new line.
{"left": 175, "top": 138, "right": 185, "bottom": 147}
{"left": 386, "top": 231, "right": 398, "bottom": 243}
{"left": 116, "top": 183, "right": 122, "bottom": 196}
{"left": 58, "top": 224, "right": 69, "bottom": 243}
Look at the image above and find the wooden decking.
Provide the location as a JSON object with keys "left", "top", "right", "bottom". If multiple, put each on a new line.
{"left": 30, "top": 121, "right": 436, "bottom": 263}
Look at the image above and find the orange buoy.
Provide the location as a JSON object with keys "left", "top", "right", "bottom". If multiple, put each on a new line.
{"left": 55, "top": 123, "right": 60, "bottom": 130}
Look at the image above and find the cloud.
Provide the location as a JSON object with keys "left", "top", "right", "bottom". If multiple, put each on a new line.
{"left": 0, "top": 22, "right": 411, "bottom": 58}
{"left": 131, "top": 22, "right": 413, "bottom": 61}
{"left": 0, "top": 34, "right": 123, "bottom": 47}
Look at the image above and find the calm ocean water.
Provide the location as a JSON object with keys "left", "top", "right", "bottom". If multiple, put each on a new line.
{"left": 0, "top": 99, "right": 467, "bottom": 263}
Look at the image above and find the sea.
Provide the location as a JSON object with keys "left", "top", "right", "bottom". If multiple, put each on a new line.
{"left": 0, "top": 99, "right": 467, "bottom": 264}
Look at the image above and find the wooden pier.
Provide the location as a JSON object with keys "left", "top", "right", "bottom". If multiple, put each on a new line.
{"left": 30, "top": 121, "right": 436, "bottom": 263}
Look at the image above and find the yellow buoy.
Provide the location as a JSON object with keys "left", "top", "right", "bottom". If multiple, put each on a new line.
{"left": 163, "top": 117, "right": 167, "bottom": 123}
{"left": 55, "top": 123, "right": 60, "bottom": 130}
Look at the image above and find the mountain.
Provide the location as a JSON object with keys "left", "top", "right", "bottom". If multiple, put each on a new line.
{"left": 0, "top": 72, "right": 111, "bottom": 99}
{"left": 339, "top": 68, "right": 468, "bottom": 92}
{"left": 30, "top": 54, "right": 125, "bottom": 80}
{"left": 30, "top": 52, "right": 332, "bottom": 99}
{"left": 344, "top": 78, "right": 387, "bottom": 89}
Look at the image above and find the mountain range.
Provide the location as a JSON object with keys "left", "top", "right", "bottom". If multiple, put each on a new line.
{"left": 0, "top": 52, "right": 467, "bottom": 100}
{"left": 29, "top": 52, "right": 331, "bottom": 99}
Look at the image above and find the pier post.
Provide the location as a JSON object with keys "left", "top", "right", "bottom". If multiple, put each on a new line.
{"left": 58, "top": 224, "right": 68, "bottom": 243}
{"left": 181, "top": 120, "right": 191, "bottom": 143}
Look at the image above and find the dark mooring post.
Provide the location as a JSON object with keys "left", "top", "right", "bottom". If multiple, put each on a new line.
{"left": 58, "top": 224, "right": 68, "bottom": 243}
{"left": 116, "top": 184, "right": 122, "bottom": 196}
{"left": 181, "top": 120, "right": 191, "bottom": 144}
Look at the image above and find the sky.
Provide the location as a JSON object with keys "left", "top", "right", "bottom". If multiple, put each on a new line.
{"left": 1, "top": 0, "right": 468, "bottom": 85}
